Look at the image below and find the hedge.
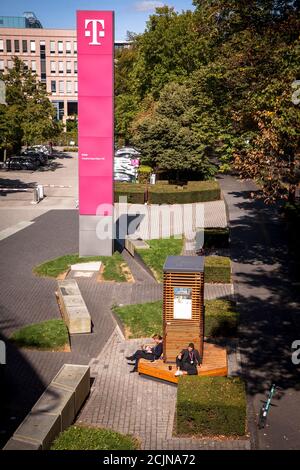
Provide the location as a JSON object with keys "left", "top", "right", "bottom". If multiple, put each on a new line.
{"left": 114, "top": 181, "right": 221, "bottom": 205}
{"left": 114, "top": 183, "right": 146, "bottom": 204}
{"left": 205, "top": 256, "right": 231, "bottom": 283}
{"left": 177, "top": 376, "right": 247, "bottom": 436}
{"left": 149, "top": 181, "right": 220, "bottom": 204}
{"left": 205, "top": 299, "right": 239, "bottom": 337}
{"left": 196, "top": 228, "right": 229, "bottom": 249}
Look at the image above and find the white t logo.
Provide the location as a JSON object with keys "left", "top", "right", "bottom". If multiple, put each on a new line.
{"left": 84, "top": 19, "right": 105, "bottom": 45}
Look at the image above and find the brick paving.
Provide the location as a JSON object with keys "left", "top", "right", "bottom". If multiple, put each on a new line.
{"left": 78, "top": 328, "right": 250, "bottom": 450}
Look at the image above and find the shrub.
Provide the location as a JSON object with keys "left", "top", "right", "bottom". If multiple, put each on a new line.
{"left": 63, "top": 147, "right": 78, "bottom": 152}
{"left": 177, "top": 376, "right": 247, "bottom": 436}
{"left": 196, "top": 228, "right": 229, "bottom": 249}
{"left": 138, "top": 165, "right": 152, "bottom": 184}
{"left": 114, "top": 182, "right": 146, "bottom": 204}
{"left": 51, "top": 425, "right": 140, "bottom": 450}
{"left": 205, "top": 299, "right": 239, "bottom": 337}
{"left": 205, "top": 256, "right": 231, "bottom": 283}
{"left": 148, "top": 181, "right": 220, "bottom": 204}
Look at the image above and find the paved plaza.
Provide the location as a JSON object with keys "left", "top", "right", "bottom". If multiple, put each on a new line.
{"left": 1, "top": 157, "right": 299, "bottom": 450}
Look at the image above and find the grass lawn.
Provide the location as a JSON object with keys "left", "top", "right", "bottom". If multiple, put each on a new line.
{"left": 33, "top": 252, "right": 129, "bottom": 282}
{"left": 113, "top": 299, "right": 238, "bottom": 339}
{"left": 176, "top": 376, "right": 246, "bottom": 437}
{"left": 51, "top": 425, "right": 140, "bottom": 450}
{"left": 136, "top": 237, "right": 184, "bottom": 282}
{"left": 10, "top": 319, "right": 69, "bottom": 351}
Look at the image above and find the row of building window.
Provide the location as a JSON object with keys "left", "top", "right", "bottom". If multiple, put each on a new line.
{"left": 51, "top": 60, "right": 77, "bottom": 74}
{"left": 0, "top": 58, "right": 37, "bottom": 71}
{"left": 0, "top": 38, "right": 77, "bottom": 54}
{"left": 0, "top": 59, "right": 77, "bottom": 74}
{"left": 51, "top": 80, "right": 78, "bottom": 94}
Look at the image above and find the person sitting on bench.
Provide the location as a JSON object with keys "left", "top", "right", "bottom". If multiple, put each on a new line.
{"left": 174, "top": 343, "right": 202, "bottom": 376}
{"left": 126, "top": 334, "right": 163, "bottom": 373}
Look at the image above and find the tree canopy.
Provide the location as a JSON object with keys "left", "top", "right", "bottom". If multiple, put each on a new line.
{"left": 115, "top": 0, "right": 300, "bottom": 200}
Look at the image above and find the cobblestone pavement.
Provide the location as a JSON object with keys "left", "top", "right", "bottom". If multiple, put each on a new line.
{"left": 78, "top": 328, "right": 250, "bottom": 450}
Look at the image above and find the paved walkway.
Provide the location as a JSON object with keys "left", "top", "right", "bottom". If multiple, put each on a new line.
{"left": 77, "top": 328, "right": 250, "bottom": 450}
{"left": 218, "top": 175, "right": 300, "bottom": 450}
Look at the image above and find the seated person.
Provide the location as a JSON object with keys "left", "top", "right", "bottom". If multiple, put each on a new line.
{"left": 126, "top": 334, "right": 163, "bottom": 373}
{"left": 175, "top": 342, "right": 202, "bottom": 377}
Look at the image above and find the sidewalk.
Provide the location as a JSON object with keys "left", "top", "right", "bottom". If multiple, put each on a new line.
{"left": 219, "top": 175, "right": 300, "bottom": 450}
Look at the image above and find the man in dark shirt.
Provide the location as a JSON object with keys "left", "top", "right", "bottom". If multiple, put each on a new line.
{"left": 126, "top": 335, "right": 163, "bottom": 373}
{"left": 175, "top": 342, "right": 202, "bottom": 376}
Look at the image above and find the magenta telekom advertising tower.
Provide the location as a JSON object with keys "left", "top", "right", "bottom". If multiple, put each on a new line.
{"left": 77, "top": 11, "right": 114, "bottom": 256}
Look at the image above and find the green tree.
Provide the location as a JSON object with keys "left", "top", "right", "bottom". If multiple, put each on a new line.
{"left": 0, "top": 57, "right": 62, "bottom": 153}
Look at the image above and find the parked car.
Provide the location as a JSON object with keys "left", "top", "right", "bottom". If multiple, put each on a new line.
{"left": 21, "top": 149, "right": 48, "bottom": 166}
{"left": 6, "top": 156, "right": 39, "bottom": 171}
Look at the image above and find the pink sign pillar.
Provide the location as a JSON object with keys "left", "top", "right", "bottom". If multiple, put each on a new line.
{"left": 77, "top": 11, "right": 114, "bottom": 256}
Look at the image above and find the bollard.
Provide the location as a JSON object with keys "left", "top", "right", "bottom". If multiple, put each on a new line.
{"left": 32, "top": 186, "right": 39, "bottom": 204}
{"left": 37, "top": 184, "right": 44, "bottom": 200}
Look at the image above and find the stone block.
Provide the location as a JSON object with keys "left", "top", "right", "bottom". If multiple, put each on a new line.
{"left": 52, "top": 364, "right": 90, "bottom": 415}
{"left": 3, "top": 437, "right": 42, "bottom": 450}
{"left": 71, "top": 261, "right": 102, "bottom": 272}
{"left": 31, "top": 384, "right": 75, "bottom": 432}
{"left": 57, "top": 280, "right": 91, "bottom": 334}
{"left": 14, "top": 411, "right": 61, "bottom": 450}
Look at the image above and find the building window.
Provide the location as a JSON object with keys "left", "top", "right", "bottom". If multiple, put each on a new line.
{"left": 58, "top": 61, "right": 64, "bottom": 73}
{"left": 14, "top": 40, "right": 20, "bottom": 53}
{"left": 6, "top": 39, "right": 12, "bottom": 53}
{"left": 31, "top": 60, "right": 36, "bottom": 72}
{"left": 51, "top": 80, "right": 56, "bottom": 93}
{"left": 59, "top": 80, "right": 64, "bottom": 94}
{"left": 74, "top": 81, "right": 78, "bottom": 94}
{"left": 74, "top": 41, "right": 77, "bottom": 54}
{"left": 30, "top": 40, "right": 36, "bottom": 53}
{"left": 22, "top": 40, "right": 27, "bottom": 53}
{"left": 66, "top": 81, "right": 72, "bottom": 94}
{"left": 58, "top": 41, "right": 63, "bottom": 54}
{"left": 7, "top": 60, "right": 13, "bottom": 69}
{"left": 66, "top": 41, "right": 71, "bottom": 54}
{"left": 23, "top": 60, "right": 28, "bottom": 70}
{"left": 0, "top": 39, "right": 4, "bottom": 52}
{"left": 74, "top": 61, "right": 77, "bottom": 74}
{"left": 66, "top": 61, "right": 71, "bottom": 74}
{"left": 50, "top": 61, "right": 56, "bottom": 73}
{"left": 0, "top": 60, "right": 4, "bottom": 72}
{"left": 50, "top": 41, "right": 55, "bottom": 53}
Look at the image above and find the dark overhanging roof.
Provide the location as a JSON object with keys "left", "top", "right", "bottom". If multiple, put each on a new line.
{"left": 163, "top": 256, "right": 204, "bottom": 273}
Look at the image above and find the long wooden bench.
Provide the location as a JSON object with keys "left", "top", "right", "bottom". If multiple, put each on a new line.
{"left": 138, "top": 342, "right": 228, "bottom": 384}
{"left": 3, "top": 364, "right": 90, "bottom": 450}
{"left": 57, "top": 279, "right": 91, "bottom": 334}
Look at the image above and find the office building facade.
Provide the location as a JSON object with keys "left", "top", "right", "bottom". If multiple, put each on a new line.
{"left": 0, "top": 12, "right": 131, "bottom": 122}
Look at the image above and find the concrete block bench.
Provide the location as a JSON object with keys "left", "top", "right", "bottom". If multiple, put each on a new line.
{"left": 125, "top": 237, "right": 149, "bottom": 257}
{"left": 3, "top": 364, "right": 90, "bottom": 450}
{"left": 57, "top": 279, "right": 91, "bottom": 334}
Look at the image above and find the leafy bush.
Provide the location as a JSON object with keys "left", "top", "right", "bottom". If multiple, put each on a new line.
{"left": 196, "top": 228, "right": 229, "bottom": 249}
{"left": 149, "top": 181, "right": 220, "bottom": 204}
{"left": 114, "top": 182, "right": 146, "bottom": 204}
{"left": 63, "top": 147, "right": 78, "bottom": 152}
{"left": 205, "top": 299, "right": 238, "bottom": 337}
{"left": 177, "top": 376, "right": 246, "bottom": 436}
{"left": 205, "top": 256, "right": 231, "bottom": 283}
{"left": 138, "top": 165, "right": 152, "bottom": 183}
{"left": 114, "top": 181, "right": 220, "bottom": 204}
{"left": 10, "top": 319, "right": 69, "bottom": 350}
{"left": 51, "top": 425, "right": 140, "bottom": 450}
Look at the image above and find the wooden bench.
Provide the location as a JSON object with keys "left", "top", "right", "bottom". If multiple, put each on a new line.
{"left": 57, "top": 279, "right": 91, "bottom": 334}
{"left": 138, "top": 343, "right": 228, "bottom": 384}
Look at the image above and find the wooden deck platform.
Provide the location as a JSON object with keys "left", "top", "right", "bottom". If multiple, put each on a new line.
{"left": 138, "top": 342, "right": 228, "bottom": 384}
